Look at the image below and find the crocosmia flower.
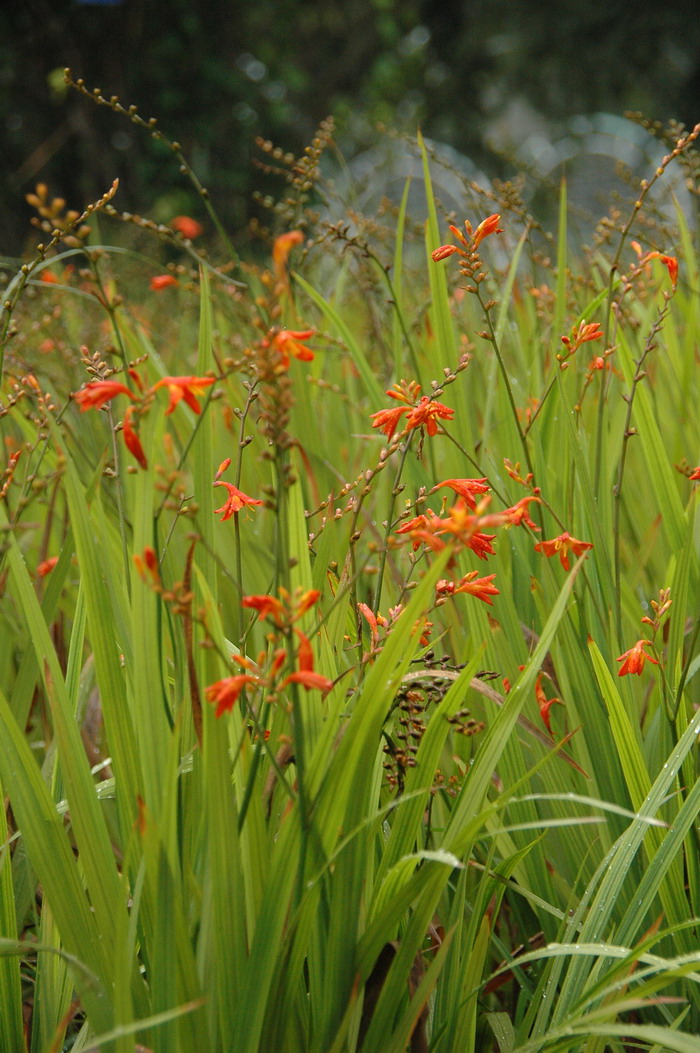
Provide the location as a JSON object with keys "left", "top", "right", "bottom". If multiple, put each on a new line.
{"left": 37, "top": 556, "right": 59, "bottom": 578}
{"left": 534, "top": 531, "right": 593, "bottom": 571}
{"left": 616, "top": 639, "right": 659, "bottom": 677}
{"left": 170, "top": 215, "right": 203, "bottom": 239}
{"left": 273, "top": 230, "right": 304, "bottom": 279}
{"left": 433, "top": 478, "right": 490, "bottom": 509}
{"left": 122, "top": 406, "right": 148, "bottom": 469}
{"left": 370, "top": 387, "right": 453, "bottom": 439}
{"left": 431, "top": 214, "right": 504, "bottom": 261}
{"left": 153, "top": 375, "right": 215, "bottom": 415}
{"left": 73, "top": 381, "right": 134, "bottom": 411}
{"left": 436, "top": 571, "right": 499, "bottom": 606}
{"left": 150, "top": 274, "right": 179, "bottom": 291}
{"left": 214, "top": 482, "right": 263, "bottom": 520}
{"left": 269, "top": 329, "right": 316, "bottom": 368}
{"left": 535, "top": 673, "right": 563, "bottom": 735}
{"left": 205, "top": 674, "right": 259, "bottom": 716}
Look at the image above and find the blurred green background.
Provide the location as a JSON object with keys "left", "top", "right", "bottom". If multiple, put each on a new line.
{"left": 2, "top": 0, "right": 700, "bottom": 254}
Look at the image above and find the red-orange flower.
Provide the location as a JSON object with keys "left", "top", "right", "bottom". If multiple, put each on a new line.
{"left": 616, "top": 639, "right": 659, "bottom": 677}
{"left": 436, "top": 572, "right": 499, "bottom": 606}
{"left": 369, "top": 405, "right": 409, "bottom": 440}
{"left": 688, "top": 466, "right": 700, "bottom": 481}
{"left": 281, "top": 670, "right": 334, "bottom": 693}
{"left": 644, "top": 252, "right": 678, "bottom": 287}
{"left": 431, "top": 243, "right": 460, "bottom": 262}
{"left": 73, "top": 380, "right": 135, "bottom": 412}
{"left": 395, "top": 510, "right": 442, "bottom": 550}
{"left": 170, "top": 215, "right": 203, "bottom": 239}
{"left": 472, "top": 213, "right": 504, "bottom": 248}
{"left": 36, "top": 556, "right": 59, "bottom": 578}
{"left": 534, "top": 531, "right": 593, "bottom": 571}
{"left": 404, "top": 396, "right": 453, "bottom": 436}
{"left": 242, "top": 594, "right": 285, "bottom": 623}
{"left": 431, "top": 214, "right": 504, "bottom": 260}
{"left": 433, "top": 477, "right": 490, "bottom": 509}
{"left": 503, "top": 496, "right": 541, "bottom": 529}
{"left": 153, "top": 375, "right": 215, "bottom": 414}
{"left": 122, "top": 406, "right": 148, "bottom": 469}
{"left": 214, "top": 482, "right": 263, "bottom": 520}
{"left": 150, "top": 274, "right": 179, "bottom": 291}
{"left": 205, "top": 674, "right": 259, "bottom": 716}
{"left": 133, "top": 546, "right": 160, "bottom": 585}
{"left": 561, "top": 321, "right": 604, "bottom": 353}
{"left": 273, "top": 230, "right": 304, "bottom": 279}
{"left": 357, "top": 601, "right": 389, "bottom": 647}
{"left": 535, "top": 673, "right": 564, "bottom": 735}
{"left": 269, "top": 328, "right": 316, "bottom": 368}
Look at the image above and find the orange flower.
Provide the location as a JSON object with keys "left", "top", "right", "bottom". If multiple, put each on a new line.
{"left": 404, "top": 396, "right": 454, "bottom": 437}
{"left": 243, "top": 588, "right": 321, "bottom": 626}
{"left": 535, "top": 673, "right": 564, "bottom": 735}
{"left": 689, "top": 466, "right": 700, "bottom": 481}
{"left": 170, "top": 215, "right": 203, "bottom": 239}
{"left": 294, "top": 589, "right": 322, "bottom": 618}
{"left": 616, "top": 639, "right": 659, "bottom": 676}
{"left": 269, "top": 328, "right": 316, "bottom": 368}
{"left": 503, "top": 496, "right": 541, "bottom": 529}
{"left": 73, "top": 380, "right": 135, "bottom": 412}
{"left": 369, "top": 405, "right": 410, "bottom": 439}
{"left": 36, "top": 556, "right": 59, "bottom": 578}
{"left": 357, "top": 601, "right": 389, "bottom": 647}
{"left": 371, "top": 382, "right": 454, "bottom": 439}
{"left": 153, "top": 375, "right": 215, "bottom": 414}
{"left": 465, "top": 530, "right": 498, "bottom": 560}
{"left": 205, "top": 674, "right": 259, "bottom": 716}
{"left": 431, "top": 214, "right": 503, "bottom": 260}
{"left": 534, "top": 531, "right": 593, "bottom": 571}
{"left": 561, "top": 321, "right": 604, "bottom": 353}
{"left": 395, "top": 510, "right": 441, "bottom": 550}
{"left": 472, "top": 213, "right": 505, "bottom": 248}
{"left": 150, "top": 274, "right": 179, "bottom": 291}
{"left": 281, "top": 670, "right": 334, "bottom": 694}
{"left": 431, "top": 243, "right": 460, "bottom": 262}
{"left": 433, "top": 477, "right": 490, "bottom": 509}
{"left": 214, "top": 482, "right": 263, "bottom": 520}
{"left": 122, "top": 406, "right": 148, "bottom": 469}
{"left": 133, "top": 546, "right": 160, "bottom": 585}
{"left": 644, "top": 252, "right": 678, "bottom": 287}
{"left": 436, "top": 572, "right": 499, "bottom": 606}
{"left": 370, "top": 405, "right": 410, "bottom": 439}
{"left": 273, "top": 230, "right": 304, "bottom": 279}
{"left": 242, "top": 594, "right": 285, "bottom": 623}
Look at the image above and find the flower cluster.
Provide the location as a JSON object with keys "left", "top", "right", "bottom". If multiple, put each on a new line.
{"left": 73, "top": 368, "right": 217, "bottom": 471}
{"left": 431, "top": 214, "right": 504, "bottom": 294}
{"left": 370, "top": 381, "right": 454, "bottom": 440}
{"left": 616, "top": 587, "right": 671, "bottom": 677}
{"left": 631, "top": 241, "right": 679, "bottom": 288}
{"left": 213, "top": 458, "right": 263, "bottom": 520}
{"left": 431, "top": 214, "right": 504, "bottom": 261}
{"left": 206, "top": 588, "right": 333, "bottom": 716}
{"left": 357, "top": 602, "right": 432, "bottom": 659}
{"left": 557, "top": 320, "right": 604, "bottom": 370}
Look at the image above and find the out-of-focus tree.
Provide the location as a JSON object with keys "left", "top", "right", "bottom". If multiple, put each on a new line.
{"left": 1, "top": 0, "right": 698, "bottom": 255}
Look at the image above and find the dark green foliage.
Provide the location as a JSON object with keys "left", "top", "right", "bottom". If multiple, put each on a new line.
{"left": 2, "top": 0, "right": 700, "bottom": 254}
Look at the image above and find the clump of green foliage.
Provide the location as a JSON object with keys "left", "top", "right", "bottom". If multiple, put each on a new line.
{"left": 0, "top": 83, "right": 699, "bottom": 1053}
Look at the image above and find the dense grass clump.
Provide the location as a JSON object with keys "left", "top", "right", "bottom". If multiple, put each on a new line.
{"left": 0, "top": 90, "right": 699, "bottom": 1052}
